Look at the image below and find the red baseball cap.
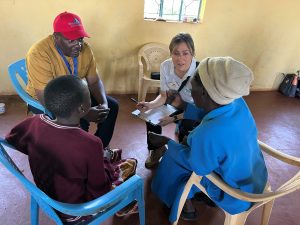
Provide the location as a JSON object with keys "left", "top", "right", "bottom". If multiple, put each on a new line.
{"left": 53, "top": 12, "right": 90, "bottom": 40}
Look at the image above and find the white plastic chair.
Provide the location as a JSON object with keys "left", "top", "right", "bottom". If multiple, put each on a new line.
{"left": 173, "top": 140, "right": 300, "bottom": 225}
{"left": 138, "top": 42, "right": 169, "bottom": 101}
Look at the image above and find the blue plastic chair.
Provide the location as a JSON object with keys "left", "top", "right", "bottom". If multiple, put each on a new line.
{"left": 0, "top": 139, "right": 145, "bottom": 225}
{"left": 8, "top": 59, "right": 52, "bottom": 116}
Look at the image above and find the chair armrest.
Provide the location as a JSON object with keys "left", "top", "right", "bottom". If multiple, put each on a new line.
{"left": 192, "top": 170, "right": 300, "bottom": 203}
{"left": 0, "top": 138, "right": 16, "bottom": 149}
{"left": 18, "top": 90, "right": 53, "bottom": 118}
{"left": 258, "top": 140, "right": 300, "bottom": 167}
{"left": 199, "top": 172, "right": 300, "bottom": 203}
{"left": 17, "top": 88, "right": 43, "bottom": 111}
{"left": 138, "top": 63, "right": 144, "bottom": 79}
{"left": 47, "top": 175, "right": 143, "bottom": 216}
{"left": 138, "top": 60, "right": 143, "bottom": 68}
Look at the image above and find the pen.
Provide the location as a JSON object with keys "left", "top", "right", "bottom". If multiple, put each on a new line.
{"left": 169, "top": 109, "right": 183, "bottom": 117}
{"left": 169, "top": 111, "right": 177, "bottom": 117}
{"left": 130, "top": 97, "right": 138, "bottom": 104}
{"left": 130, "top": 97, "right": 146, "bottom": 109}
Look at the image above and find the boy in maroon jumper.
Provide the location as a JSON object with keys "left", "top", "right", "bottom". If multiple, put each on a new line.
{"left": 5, "top": 75, "right": 137, "bottom": 224}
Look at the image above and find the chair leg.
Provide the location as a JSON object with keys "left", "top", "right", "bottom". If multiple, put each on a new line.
{"left": 260, "top": 200, "right": 274, "bottom": 225}
{"left": 172, "top": 181, "right": 194, "bottom": 225}
{"left": 224, "top": 211, "right": 249, "bottom": 225}
{"left": 30, "top": 196, "right": 39, "bottom": 225}
{"left": 138, "top": 79, "right": 143, "bottom": 102}
{"left": 137, "top": 183, "right": 145, "bottom": 225}
{"left": 137, "top": 200, "right": 145, "bottom": 225}
{"left": 141, "top": 82, "right": 149, "bottom": 102}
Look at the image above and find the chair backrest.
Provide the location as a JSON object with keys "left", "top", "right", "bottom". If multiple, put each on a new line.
{"left": 0, "top": 140, "right": 145, "bottom": 225}
{"left": 195, "top": 141, "right": 300, "bottom": 202}
{"left": 8, "top": 59, "right": 51, "bottom": 115}
{"left": 8, "top": 59, "right": 28, "bottom": 84}
{"left": 138, "top": 42, "right": 169, "bottom": 78}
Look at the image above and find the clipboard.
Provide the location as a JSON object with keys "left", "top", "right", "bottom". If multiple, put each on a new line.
{"left": 131, "top": 104, "right": 178, "bottom": 125}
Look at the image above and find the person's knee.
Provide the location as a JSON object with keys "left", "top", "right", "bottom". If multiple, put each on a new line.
{"left": 107, "top": 96, "right": 119, "bottom": 116}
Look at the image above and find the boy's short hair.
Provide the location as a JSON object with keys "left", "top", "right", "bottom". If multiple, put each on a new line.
{"left": 44, "top": 75, "right": 87, "bottom": 118}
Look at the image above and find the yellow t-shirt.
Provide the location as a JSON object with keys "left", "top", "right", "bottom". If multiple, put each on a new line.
{"left": 26, "top": 35, "right": 98, "bottom": 99}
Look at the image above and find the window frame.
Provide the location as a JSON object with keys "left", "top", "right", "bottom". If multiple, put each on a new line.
{"left": 144, "top": 0, "right": 207, "bottom": 23}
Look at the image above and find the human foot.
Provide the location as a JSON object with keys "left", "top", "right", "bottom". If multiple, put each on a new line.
{"left": 180, "top": 199, "right": 198, "bottom": 221}
{"left": 148, "top": 132, "right": 170, "bottom": 148}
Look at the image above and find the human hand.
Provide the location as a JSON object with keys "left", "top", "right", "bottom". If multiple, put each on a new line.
{"left": 96, "top": 103, "right": 108, "bottom": 110}
{"left": 84, "top": 105, "right": 110, "bottom": 123}
{"left": 136, "top": 101, "right": 151, "bottom": 113}
{"left": 148, "top": 131, "right": 170, "bottom": 148}
{"left": 166, "top": 91, "right": 186, "bottom": 109}
{"left": 159, "top": 115, "right": 175, "bottom": 127}
{"left": 95, "top": 104, "right": 110, "bottom": 123}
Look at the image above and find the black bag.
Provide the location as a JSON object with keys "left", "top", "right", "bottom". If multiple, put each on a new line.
{"left": 150, "top": 72, "right": 160, "bottom": 80}
{"left": 296, "top": 71, "right": 300, "bottom": 98}
{"left": 296, "top": 81, "right": 300, "bottom": 98}
{"left": 279, "top": 73, "right": 298, "bottom": 97}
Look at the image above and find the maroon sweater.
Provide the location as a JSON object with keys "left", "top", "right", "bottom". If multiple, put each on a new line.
{"left": 5, "top": 115, "right": 112, "bottom": 205}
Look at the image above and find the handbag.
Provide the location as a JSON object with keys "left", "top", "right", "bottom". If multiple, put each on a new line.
{"left": 279, "top": 73, "right": 298, "bottom": 97}
{"left": 296, "top": 71, "right": 300, "bottom": 98}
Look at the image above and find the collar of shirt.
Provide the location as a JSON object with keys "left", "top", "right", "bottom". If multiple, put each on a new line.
{"left": 201, "top": 98, "right": 244, "bottom": 123}
{"left": 201, "top": 98, "right": 245, "bottom": 123}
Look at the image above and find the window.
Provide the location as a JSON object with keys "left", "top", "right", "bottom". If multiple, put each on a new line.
{"left": 144, "top": 0, "right": 206, "bottom": 23}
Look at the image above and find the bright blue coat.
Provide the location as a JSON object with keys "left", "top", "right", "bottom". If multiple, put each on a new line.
{"left": 151, "top": 98, "right": 268, "bottom": 222}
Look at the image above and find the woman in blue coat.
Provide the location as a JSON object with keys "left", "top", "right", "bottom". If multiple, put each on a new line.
{"left": 150, "top": 56, "right": 268, "bottom": 222}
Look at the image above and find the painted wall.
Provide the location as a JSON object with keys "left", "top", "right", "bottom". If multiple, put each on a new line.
{"left": 1, "top": 0, "right": 300, "bottom": 95}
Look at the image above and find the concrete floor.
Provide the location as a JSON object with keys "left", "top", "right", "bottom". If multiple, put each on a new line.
{"left": 0, "top": 92, "right": 299, "bottom": 225}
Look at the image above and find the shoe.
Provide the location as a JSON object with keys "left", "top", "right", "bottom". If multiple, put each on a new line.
{"left": 193, "top": 192, "right": 217, "bottom": 207}
{"left": 104, "top": 147, "right": 122, "bottom": 163}
{"left": 180, "top": 209, "right": 198, "bottom": 221}
{"left": 115, "top": 201, "right": 138, "bottom": 217}
{"left": 180, "top": 200, "right": 198, "bottom": 221}
{"left": 145, "top": 146, "right": 167, "bottom": 169}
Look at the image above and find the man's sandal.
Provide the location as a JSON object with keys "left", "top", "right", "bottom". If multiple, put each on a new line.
{"left": 193, "top": 192, "right": 217, "bottom": 207}
{"left": 180, "top": 209, "right": 198, "bottom": 221}
{"left": 115, "top": 202, "right": 138, "bottom": 217}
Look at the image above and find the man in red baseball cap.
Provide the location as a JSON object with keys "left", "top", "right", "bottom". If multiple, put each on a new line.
{"left": 25, "top": 11, "right": 119, "bottom": 158}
